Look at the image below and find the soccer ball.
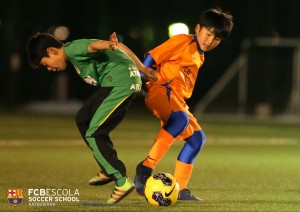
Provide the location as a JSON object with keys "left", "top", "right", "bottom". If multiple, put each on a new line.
{"left": 144, "top": 172, "right": 179, "bottom": 206}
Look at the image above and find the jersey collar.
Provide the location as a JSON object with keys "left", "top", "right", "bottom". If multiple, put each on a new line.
{"left": 193, "top": 34, "right": 204, "bottom": 55}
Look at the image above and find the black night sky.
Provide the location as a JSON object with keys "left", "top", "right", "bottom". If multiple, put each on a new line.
{"left": 1, "top": 0, "right": 299, "bottom": 112}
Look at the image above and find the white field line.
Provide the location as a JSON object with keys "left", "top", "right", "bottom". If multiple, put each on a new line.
{"left": 206, "top": 137, "right": 299, "bottom": 145}
{"left": 0, "top": 139, "right": 84, "bottom": 146}
{"left": 0, "top": 137, "right": 298, "bottom": 146}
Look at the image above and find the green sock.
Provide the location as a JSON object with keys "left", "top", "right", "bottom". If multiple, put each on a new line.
{"left": 116, "top": 176, "right": 126, "bottom": 186}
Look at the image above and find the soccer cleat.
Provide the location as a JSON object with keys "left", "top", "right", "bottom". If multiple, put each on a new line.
{"left": 134, "top": 161, "right": 153, "bottom": 196}
{"left": 107, "top": 178, "right": 135, "bottom": 204}
{"left": 89, "top": 172, "right": 113, "bottom": 186}
{"left": 178, "top": 189, "right": 203, "bottom": 201}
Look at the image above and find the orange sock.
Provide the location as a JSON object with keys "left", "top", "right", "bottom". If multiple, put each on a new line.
{"left": 143, "top": 128, "right": 175, "bottom": 169}
{"left": 174, "top": 160, "right": 193, "bottom": 190}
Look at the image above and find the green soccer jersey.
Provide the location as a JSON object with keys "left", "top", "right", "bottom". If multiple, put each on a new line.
{"left": 64, "top": 39, "right": 142, "bottom": 89}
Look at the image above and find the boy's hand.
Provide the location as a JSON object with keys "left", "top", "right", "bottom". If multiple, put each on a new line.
{"left": 109, "top": 32, "right": 118, "bottom": 50}
{"left": 142, "top": 67, "right": 158, "bottom": 82}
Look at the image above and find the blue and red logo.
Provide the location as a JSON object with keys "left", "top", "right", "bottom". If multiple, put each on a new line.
{"left": 7, "top": 189, "right": 24, "bottom": 205}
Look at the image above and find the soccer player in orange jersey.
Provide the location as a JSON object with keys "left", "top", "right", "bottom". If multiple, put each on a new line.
{"left": 134, "top": 8, "right": 233, "bottom": 200}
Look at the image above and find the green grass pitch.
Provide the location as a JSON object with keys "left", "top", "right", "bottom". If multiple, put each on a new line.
{"left": 0, "top": 110, "right": 300, "bottom": 211}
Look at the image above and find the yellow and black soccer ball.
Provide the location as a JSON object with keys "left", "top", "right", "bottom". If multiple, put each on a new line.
{"left": 144, "top": 172, "right": 179, "bottom": 206}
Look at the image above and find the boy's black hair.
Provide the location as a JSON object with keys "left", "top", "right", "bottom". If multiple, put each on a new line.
{"left": 200, "top": 7, "right": 233, "bottom": 40}
{"left": 27, "top": 33, "right": 64, "bottom": 69}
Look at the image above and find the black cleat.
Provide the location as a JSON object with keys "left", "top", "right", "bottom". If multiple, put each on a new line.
{"left": 134, "top": 161, "right": 153, "bottom": 196}
{"left": 178, "top": 189, "right": 203, "bottom": 201}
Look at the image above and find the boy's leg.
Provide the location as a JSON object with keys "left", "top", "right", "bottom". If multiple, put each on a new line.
{"left": 134, "top": 128, "right": 174, "bottom": 195}
{"left": 175, "top": 128, "right": 206, "bottom": 201}
{"left": 75, "top": 88, "right": 113, "bottom": 148}
{"left": 135, "top": 85, "right": 189, "bottom": 195}
{"left": 76, "top": 88, "right": 122, "bottom": 178}
{"left": 76, "top": 88, "right": 115, "bottom": 185}
{"left": 77, "top": 86, "right": 136, "bottom": 203}
{"left": 86, "top": 91, "right": 135, "bottom": 180}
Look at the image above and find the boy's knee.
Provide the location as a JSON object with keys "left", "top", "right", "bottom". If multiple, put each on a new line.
{"left": 187, "top": 130, "right": 206, "bottom": 151}
{"left": 177, "top": 130, "right": 206, "bottom": 164}
{"left": 163, "top": 111, "right": 189, "bottom": 138}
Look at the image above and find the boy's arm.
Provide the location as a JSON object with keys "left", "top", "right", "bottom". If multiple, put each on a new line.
{"left": 110, "top": 32, "right": 157, "bottom": 81}
{"left": 88, "top": 32, "right": 118, "bottom": 52}
{"left": 117, "top": 42, "right": 157, "bottom": 82}
{"left": 87, "top": 40, "right": 117, "bottom": 53}
{"left": 88, "top": 32, "right": 157, "bottom": 82}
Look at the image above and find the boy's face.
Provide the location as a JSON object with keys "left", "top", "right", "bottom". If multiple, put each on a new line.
{"left": 40, "top": 47, "right": 67, "bottom": 71}
{"left": 195, "top": 24, "right": 221, "bottom": 52}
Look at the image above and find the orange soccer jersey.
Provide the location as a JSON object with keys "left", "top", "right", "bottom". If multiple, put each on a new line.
{"left": 148, "top": 34, "right": 204, "bottom": 100}
{"left": 145, "top": 34, "right": 205, "bottom": 141}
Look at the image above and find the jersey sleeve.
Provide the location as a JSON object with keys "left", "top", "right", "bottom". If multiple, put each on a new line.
{"left": 64, "top": 39, "right": 95, "bottom": 59}
{"left": 148, "top": 34, "right": 192, "bottom": 65}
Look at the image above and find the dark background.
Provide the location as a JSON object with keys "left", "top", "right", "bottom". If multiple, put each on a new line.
{"left": 0, "top": 0, "right": 299, "bottom": 113}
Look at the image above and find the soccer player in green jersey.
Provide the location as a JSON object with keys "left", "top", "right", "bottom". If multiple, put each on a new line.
{"left": 27, "top": 32, "right": 157, "bottom": 204}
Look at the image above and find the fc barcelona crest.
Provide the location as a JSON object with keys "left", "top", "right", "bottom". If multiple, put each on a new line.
{"left": 7, "top": 189, "right": 24, "bottom": 205}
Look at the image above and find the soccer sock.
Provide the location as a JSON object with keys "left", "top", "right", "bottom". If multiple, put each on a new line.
{"left": 174, "top": 160, "right": 193, "bottom": 190}
{"left": 143, "top": 128, "right": 175, "bottom": 169}
{"left": 116, "top": 176, "right": 127, "bottom": 187}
